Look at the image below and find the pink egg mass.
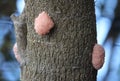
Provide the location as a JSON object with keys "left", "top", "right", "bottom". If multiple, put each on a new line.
{"left": 13, "top": 43, "right": 20, "bottom": 62}
{"left": 92, "top": 44, "right": 105, "bottom": 70}
{"left": 34, "top": 11, "right": 54, "bottom": 35}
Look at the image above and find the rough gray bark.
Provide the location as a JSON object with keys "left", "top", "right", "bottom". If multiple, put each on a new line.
{"left": 12, "top": 0, "right": 97, "bottom": 81}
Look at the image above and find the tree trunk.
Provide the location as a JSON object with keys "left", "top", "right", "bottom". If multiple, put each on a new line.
{"left": 115, "top": 0, "right": 120, "bottom": 18}
{"left": 13, "top": 0, "right": 97, "bottom": 81}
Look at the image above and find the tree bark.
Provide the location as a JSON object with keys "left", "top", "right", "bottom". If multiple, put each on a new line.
{"left": 13, "top": 0, "right": 97, "bottom": 81}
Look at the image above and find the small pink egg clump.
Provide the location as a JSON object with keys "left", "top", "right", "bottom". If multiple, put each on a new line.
{"left": 34, "top": 11, "right": 54, "bottom": 35}
{"left": 92, "top": 44, "right": 105, "bottom": 70}
{"left": 13, "top": 43, "right": 20, "bottom": 62}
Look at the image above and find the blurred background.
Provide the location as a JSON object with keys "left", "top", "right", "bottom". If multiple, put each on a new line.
{"left": 0, "top": 0, "right": 120, "bottom": 81}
